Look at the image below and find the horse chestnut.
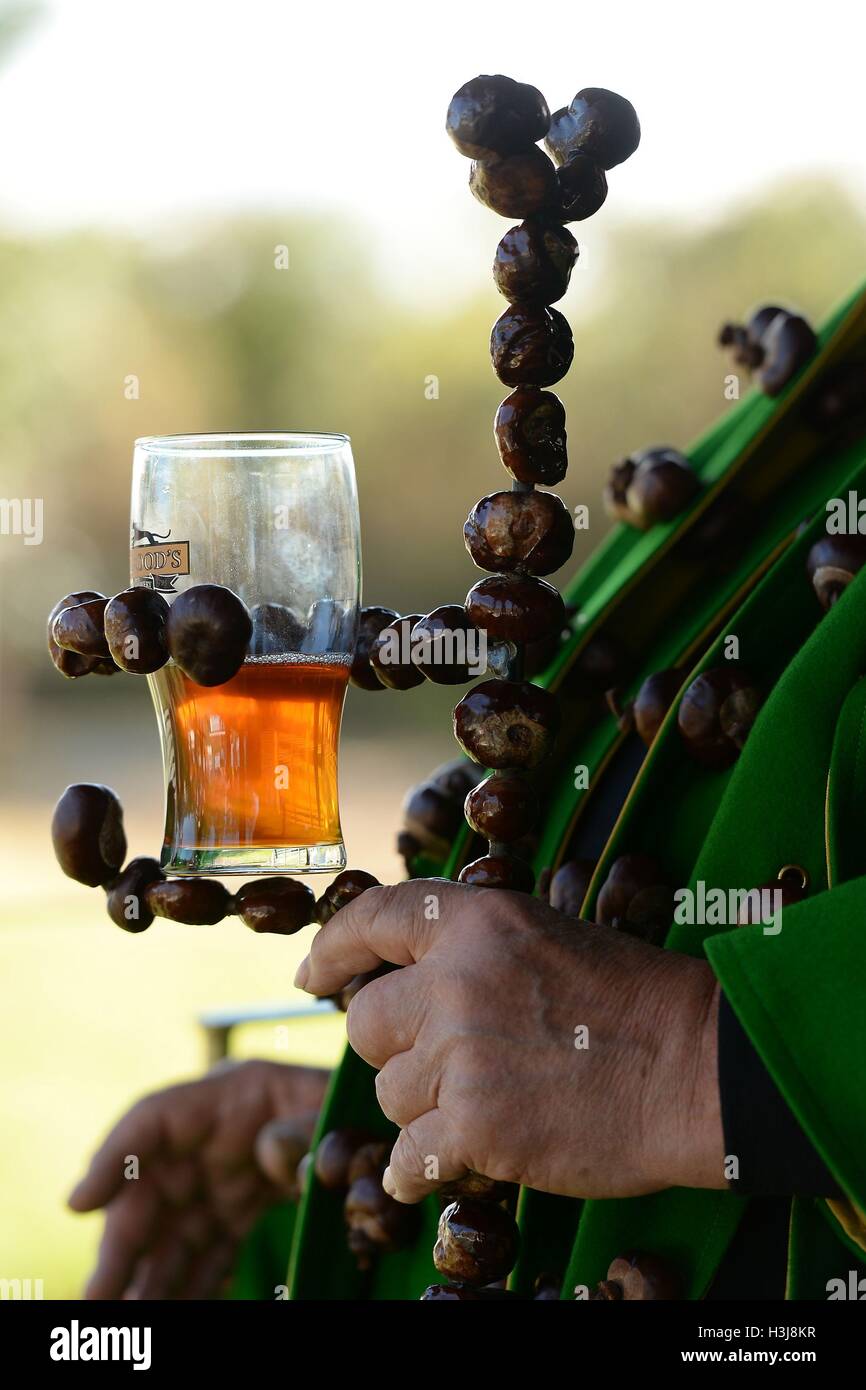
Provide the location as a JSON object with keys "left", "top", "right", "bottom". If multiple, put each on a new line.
{"left": 165, "top": 584, "right": 253, "bottom": 687}
{"left": 610, "top": 668, "right": 682, "bottom": 746}
{"left": 350, "top": 606, "right": 399, "bottom": 690}
{"left": 453, "top": 679, "right": 560, "bottom": 769}
{"left": 446, "top": 74, "right": 550, "bottom": 160}
{"left": 370, "top": 615, "right": 425, "bottom": 690}
{"left": 314, "top": 1128, "right": 373, "bottom": 1191}
{"left": 104, "top": 587, "right": 170, "bottom": 674}
{"left": 493, "top": 220, "right": 578, "bottom": 305}
{"left": 433, "top": 1197, "right": 520, "bottom": 1286}
{"left": 249, "top": 602, "right": 306, "bottom": 658}
{"left": 595, "top": 854, "right": 674, "bottom": 940}
{"left": 458, "top": 853, "right": 535, "bottom": 891}
{"left": 104, "top": 857, "right": 165, "bottom": 932}
{"left": 549, "top": 858, "right": 596, "bottom": 916}
{"left": 677, "top": 665, "right": 763, "bottom": 768}
{"left": 51, "top": 783, "right": 127, "bottom": 887}
{"left": 806, "top": 534, "right": 866, "bottom": 611}
{"left": 465, "top": 574, "right": 565, "bottom": 644}
{"left": 604, "top": 448, "right": 699, "bottom": 530}
{"left": 47, "top": 591, "right": 115, "bottom": 679}
{"left": 553, "top": 153, "right": 608, "bottom": 222}
{"left": 490, "top": 304, "right": 574, "bottom": 388}
{"left": 464, "top": 772, "right": 539, "bottom": 842}
{"left": 494, "top": 385, "right": 568, "bottom": 485}
{"left": 233, "top": 876, "right": 316, "bottom": 935}
{"left": 755, "top": 312, "right": 817, "bottom": 397}
{"left": 51, "top": 596, "right": 111, "bottom": 660}
{"left": 464, "top": 490, "right": 575, "bottom": 576}
{"left": 145, "top": 877, "right": 233, "bottom": 926}
{"left": 315, "top": 868, "right": 380, "bottom": 925}
{"left": 469, "top": 148, "right": 557, "bottom": 219}
{"left": 554, "top": 88, "right": 641, "bottom": 170}
{"left": 411, "top": 606, "right": 478, "bottom": 685}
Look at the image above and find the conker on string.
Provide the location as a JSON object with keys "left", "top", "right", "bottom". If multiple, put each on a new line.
{"left": 346, "top": 1140, "right": 391, "bottom": 1185}
{"left": 464, "top": 490, "right": 575, "bottom": 577}
{"left": 464, "top": 772, "right": 538, "bottom": 842}
{"left": 446, "top": 74, "right": 550, "bottom": 160}
{"left": 491, "top": 304, "right": 574, "bottom": 388}
{"left": 51, "top": 596, "right": 111, "bottom": 660}
{"left": 595, "top": 854, "right": 674, "bottom": 940}
{"left": 145, "top": 877, "right": 232, "bottom": 926}
{"left": 433, "top": 1197, "right": 520, "bottom": 1286}
{"left": 104, "top": 857, "right": 165, "bottom": 932}
{"left": 248, "top": 601, "right": 306, "bottom": 658}
{"left": 51, "top": 783, "right": 127, "bottom": 887}
{"left": 103, "top": 587, "right": 170, "bottom": 674}
{"left": 549, "top": 858, "right": 596, "bottom": 916}
{"left": 608, "top": 668, "right": 682, "bottom": 746}
{"left": 465, "top": 573, "right": 565, "bottom": 644}
{"left": 494, "top": 385, "right": 568, "bottom": 486}
{"left": 47, "top": 591, "right": 115, "bottom": 679}
{"left": 718, "top": 304, "right": 786, "bottom": 369}
{"left": 350, "top": 605, "right": 399, "bottom": 690}
{"left": 370, "top": 614, "right": 425, "bottom": 690}
{"left": 440, "top": 1171, "right": 515, "bottom": 1203}
{"left": 314, "top": 1128, "right": 374, "bottom": 1191}
{"left": 345, "top": 1173, "right": 420, "bottom": 1270}
{"left": 315, "top": 868, "right": 380, "bottom": 925}
{"left": 454, "top": 679, "right": 560, "bottom": 769}
{"left": 677, "top": 664, "right": 762, "bottom": 768}
{"left": 233, "top": 877, "right": 315, "bottom": 935}
{"left": 403, "top": 781, "right": 470, "bottom": 861}
{"left": 549, "top": 88, "right": 641, "bottom": 170}
{"left": 755, "top": 312, "right": 817, "bottom": 397}
{"left": 469, "top": 148, "right": 557, "bottom": 219}
{"left": 254, "top": 1120, "right": 310, "bottom": 1195}
{"left": 553, "top": 153, "right": 608, "bottom": 222}
{"left": 604, "top": 447, "right": 699, "bottom": 529}
{"left": 165, "top": 583, "right": 252, "bottom": 687}
{"left": 493, "top": 220, "right": 578, "bottom": 305}
{"left": 411, "top": 606, "right": 477, "bottom": 685}
{"left": 806, "top": 534, "right": 866, "bottom": 611}
{"left": 458, "top": 853, "right": 535, "bottom": 892}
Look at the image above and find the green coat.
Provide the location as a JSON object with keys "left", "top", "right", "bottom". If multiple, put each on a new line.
{"left": 236, "top": 281, "right": 866, "bottom": 1300}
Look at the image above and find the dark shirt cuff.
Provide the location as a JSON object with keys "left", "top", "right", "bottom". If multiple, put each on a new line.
{"left": 717, "top": 990, "right": 843, "bottom": 1198}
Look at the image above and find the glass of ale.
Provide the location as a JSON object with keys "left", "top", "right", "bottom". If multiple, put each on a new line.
{"left": 130, "top": 434, "right": 360, "bottom": 875}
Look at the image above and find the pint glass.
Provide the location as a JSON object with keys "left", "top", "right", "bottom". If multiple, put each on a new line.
{"left": 130, "top": 434, "right": 360, "bottom": 875}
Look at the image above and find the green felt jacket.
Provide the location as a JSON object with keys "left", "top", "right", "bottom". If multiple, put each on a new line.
{"left": 234, "top": 281, "right": 866, "bottom": 1301}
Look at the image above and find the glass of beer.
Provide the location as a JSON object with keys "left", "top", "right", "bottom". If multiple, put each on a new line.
{"left": 130, "top": 434, "right": 360, "bottom": 876}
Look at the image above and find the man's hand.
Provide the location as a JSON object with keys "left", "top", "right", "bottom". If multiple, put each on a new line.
{"left": 68, "top": 1060, "right": 328, "bottom": 1299}
{"left": 294, "top": 881, "right": 724, "bottom": 1203}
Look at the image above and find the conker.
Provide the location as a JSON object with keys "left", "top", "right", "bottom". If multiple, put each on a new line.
{"left": 440, "top": 1171, "right": 515, "bottom": 1203}
{"left": 494, "top": 385, "right": 567, "bottom": 486}
{"left": 145, "top": 877, "right": 232, "bottom": 926}
{"left": 490, "top": 303, "right": 574, "bottom": 389}
{"left": 458, "top": 853, "right": 535, "bottom": 892}
{"left": 47, "top": 591, "right": 114, "bottom": 679}
{"left": 453, "top": 679, "right": 560, "bottom": 769}
{"left": 610, "top": 668, "right": 682, "bottom": 747}
{"left": 249, "top": 602, "right": 306, "bottom": 658}
{"left": 411, "top": 606, "right": 477, "bottom": 685}
{"left": 433, "top": 1197, "right": 520, "bottom": 1286}
{"left": 104, "top": 857, "right": 165, "bottom": 932}
{"left": 558, "top": 88, "right": 641, "bottom": 170}
{"left": 595, "top": 854, "right": 674, "bottom": 940}
{"left": 104, "top": 587, "right": 170, "bottom": 674}
{"left": 370, "top": 615, "right": 425, "bottom": 690}
{"left": 553, "top": 153, "right": 607, "bottom": 222}
{"left": 346, "top": 1140, "right": 391, "bottom": 1185}
{"left": 469, "top": 148, "right": 557, "bottom": 219}
{"left": 344, "top": 1174, "right": 421, "bottom": 1269}
{"left": 314, "top": 1128, "right": 373, "bottom": 1191}
{"left": 233, "top": 876, "right": 315, "bottom": 935}
{"left": 315, "top": 868, "right": 380, "bottom": 925}
{"left": 446, "top": 74, "right": 550, "bottom": 160}
{"left": 604, "top": 447, "right": 699, "bottom": 530}
{"left": 403, "top": 780, "right": 469, "bottom": 861}
{"left": 464, "top": 772, "right": 538, "bottom": 842}
{"left": 806, "top": 534, "right": 866, "bottom": 611}
{"left": 51, "top": 596, "right": 111, "bottom": 661}
{"left": 605, "top": 1250, "right": 679, "bottom": 1300}
{"left": 677, "top": 665, "right": 763, "bottom": 769}
{"left": 493, "top": 219, "right": 578, "bottom": 305}
{"left": 254, "top": 1119, "right": 310, "bottom": 1195}
{"left": 350, "top": 605, "right": 399, "bottom": 690}
{"left": 755, "top": 312, "right": 817, "bottom": 397}
{"left": 464, "top": 490, "right": 574, "bottom": 576}
{"left": 51, "top": 783, "right": 127, "bottom": 887}
{"left": 465, "top": 574, "right": 565, "bottom": 644}
{"left": 549, "top": 858, "right": 595, "bottom": 916}
{"left": 165, "top": 584, "right": 253, "bottom": 687}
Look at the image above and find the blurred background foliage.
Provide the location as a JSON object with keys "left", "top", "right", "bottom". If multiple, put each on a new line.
{"left": 2, "top": 0, "right": 866, "bottom": 1302}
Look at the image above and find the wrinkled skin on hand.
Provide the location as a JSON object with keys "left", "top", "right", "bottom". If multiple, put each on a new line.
{"left": 295, "top": 881, "right": 724, "bottom": 1204}
{"left": 68, "top": 1060, "right": 328, "bottom": 1299}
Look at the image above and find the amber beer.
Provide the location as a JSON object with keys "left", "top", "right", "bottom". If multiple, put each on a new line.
{"left": 150, "top": 652, "right": 351, "bottom": 870}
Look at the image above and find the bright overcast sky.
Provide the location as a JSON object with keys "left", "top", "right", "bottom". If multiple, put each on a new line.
{"left": 0, "top": 0, "right": 864, "bottom": 302}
